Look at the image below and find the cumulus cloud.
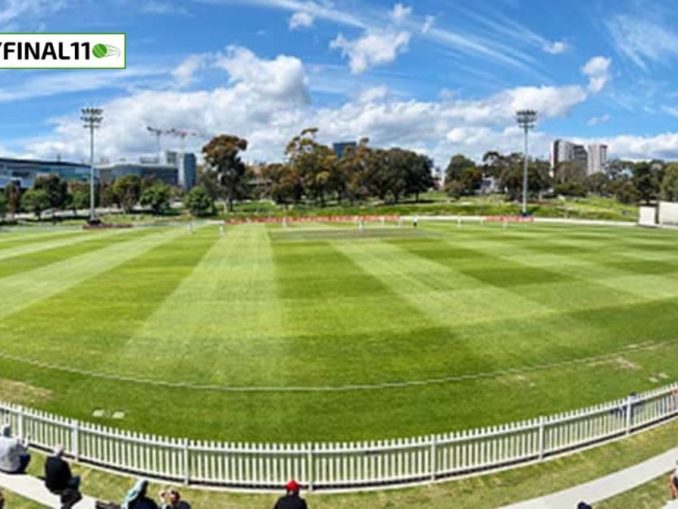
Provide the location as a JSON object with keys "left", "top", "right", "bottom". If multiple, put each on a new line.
{"left": 289, "top": 11, "right": 314, "bottom": 30}
{"left": 330, "top": 29, "right": 411, "bottom": 74}
{"left": 19, "top": 47, "right": 609, "bottom": 166}
{"left": 543, "top": 40, "right": 569, "bottom": 54}
{"left": 214, "top": 46, "right": 309, "bottom": 104}
{"left": 581, "top": 56, "right": 612, "bottom": 93}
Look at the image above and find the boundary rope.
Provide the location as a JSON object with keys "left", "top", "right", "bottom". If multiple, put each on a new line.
{"left": 0, "top": 340, "right": 665, "bottom": 393}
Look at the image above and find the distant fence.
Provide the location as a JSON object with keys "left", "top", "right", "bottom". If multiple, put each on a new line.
{"left": 2, "top": 384, "right": 678, "bottom": 492}
{"left": 225, "top": 215, "right": 401, "bottom": 225}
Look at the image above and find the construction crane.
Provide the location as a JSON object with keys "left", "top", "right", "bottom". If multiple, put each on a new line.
{"left": 146, "top": 126, "right": 204, "bottom": 160}
{"left": 146, "top": 126, "right": 167, "bottom": 162}
{"left": 165, "top": 128, "right": 203, "bottom": 152}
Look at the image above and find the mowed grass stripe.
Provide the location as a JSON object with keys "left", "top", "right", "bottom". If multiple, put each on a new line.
{"left": 106, "top": 225, "right": 288, "bottom": 386}
{"left": 0, "top": 226, "right": 187, "bottom": 322}
{"left": 0, "top": 227, "right": 83, "bottom": 246}
{"left": 335, "top": 235, "right": 553, "bottom": 326}
{"left": 272, "top": 235, "right": 493, "bottom": 385}
{"left": 0, "top": 227, "right": 135, "bottom": 263}
{"left": 0, "top": 228, "right": 160, "bottom": 280}
{"left": 0, "top": 226, "right": 217, "bottom": 368}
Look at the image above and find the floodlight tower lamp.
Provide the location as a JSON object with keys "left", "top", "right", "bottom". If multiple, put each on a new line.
{"left": 515, "top": 109, "right": 538, "bottom": 216}
{"left": 81, "top": 107, "right": 104, "bottom": 223}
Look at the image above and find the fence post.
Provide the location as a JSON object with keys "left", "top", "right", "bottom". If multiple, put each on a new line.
{"left": 17, "top": 406, "right": 24, "bottom": 442}
{"left": 430, "top": 435, "right": 437, "bottom": 482}
{"left": 71, "top": 420, "right": 80, "bottom": 461}
{"left": 625, "top": 396, "right": 633, "bottom": 435}
{"left": 538, "top": 416, "right": 545, "bottom": 460}
{"left": 182, "top": 439, "right": 190, "bottom": 486}
{"left": 307, "top": 443, "right": 315, "bottom": 492}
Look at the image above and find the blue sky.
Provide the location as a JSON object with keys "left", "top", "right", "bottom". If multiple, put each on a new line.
{"left": 1, "top": 0, "right": 678, "bottom": 165}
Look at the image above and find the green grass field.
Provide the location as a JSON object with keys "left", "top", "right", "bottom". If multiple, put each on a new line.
{"left": 1, "top": 220, "right": 678, "bottom": 444}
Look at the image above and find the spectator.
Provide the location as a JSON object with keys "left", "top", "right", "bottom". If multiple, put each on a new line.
{"left": 273, "top": 480, "right": 307, "bottom": 509}
{"left": 577, "top": 503, "right": 592, "bottom": 509}
{"left": 669, "top": 461, "right": 678, "bottom": 499}
{"left": 159, "top": 488, "right": 190, "bottom": 509}
{"left": 44, "top": 445, "right": 80, "bottom": 494}
{"left": 0, "top": 424, "right": 31, "bottom": 474}
{"left": 122, "top": 479, "right": 158, "bottom": 509}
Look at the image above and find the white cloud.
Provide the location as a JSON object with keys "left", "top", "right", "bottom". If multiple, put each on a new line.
{"left": 19, "top": 47, "right": 598, "bottom": 167}
{"left": 357, "top": 86, "right": 389, "bottom": 103}
{"left": 390, "top": 3, "right": 412, "bottom": 24}
{"left": 593, "top": 133, "right": 678, "bottom": 160}
{"left": 141, "top": 1, "right": 189, "bottom": 15}
{"left": 330, "top": 29, "right": 411, "bottom": 74}
{"left": 606, "top": 14, "right": 678, "bottom": 70}
{"left": 543, "top": 40, "right": 569, "bottom": 54}
{"left": 209, "top": 0, "right": 365, "bottom": 28}
{"left": 587, "top": 114, "right": 611, "bottom": 126}
{"left": 581, "top": 56, "right": 612, "bottom": 93}
{"left": 172, "top": 54, "right": 208, "bottom": 87}
{"left": 214, "top": 46, "right": 309, "bottom": 104}
{"left": 289, "top": 11, "right": 314, "bottom": 30}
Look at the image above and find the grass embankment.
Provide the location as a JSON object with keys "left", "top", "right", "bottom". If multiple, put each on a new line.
{"left": 220, "top": 194, "right": 639, "bottom": 222}
{"left": 15, "top": 416, "right": 678, "bottom": 508}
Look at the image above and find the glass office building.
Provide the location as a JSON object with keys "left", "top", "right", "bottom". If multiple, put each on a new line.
{"left": 0, "top": 157, "right": 91, "bottom": 189}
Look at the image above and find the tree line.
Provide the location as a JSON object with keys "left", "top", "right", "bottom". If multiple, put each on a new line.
{"left": 189, "top": 128, "right": 436, "bottom": 216}
{"left": 443, "top": 151, "right": 678, "bottom": 205}
{"left": 4, "top": 130, "right": 678, "bottom": 221}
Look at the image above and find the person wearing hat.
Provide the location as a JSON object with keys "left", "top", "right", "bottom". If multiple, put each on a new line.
{"left": 273, "top": 480, "right": 307, "bottom": 509}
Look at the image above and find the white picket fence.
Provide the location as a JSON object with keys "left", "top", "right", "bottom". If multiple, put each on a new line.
{"left": 1, "top": 383, "right": 678, "bottom": 492}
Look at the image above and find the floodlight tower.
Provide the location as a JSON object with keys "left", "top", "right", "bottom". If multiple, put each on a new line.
{"left": 81, "top": 107, "right": 104, "bottom": 223}
{"left": 515, "top": 109, "right": 537, "bottom": 216}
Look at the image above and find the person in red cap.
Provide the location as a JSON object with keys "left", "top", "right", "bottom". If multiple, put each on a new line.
{"left": 273, "top": 480, "right": 307, "bottom": 509}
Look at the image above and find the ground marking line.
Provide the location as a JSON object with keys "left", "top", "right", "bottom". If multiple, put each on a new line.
{"left": 0, "top": 341, "right": 664, "bottom": 393}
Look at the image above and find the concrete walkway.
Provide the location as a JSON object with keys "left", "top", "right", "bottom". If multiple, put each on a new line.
{"left": 0, "top": 471, "right": 96, "bottom": 508}
{"left": 503, "top": 446, "right": 678, "bottom": 508}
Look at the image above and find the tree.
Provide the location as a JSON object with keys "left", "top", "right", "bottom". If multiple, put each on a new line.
{"left": 614, "top": 181, "right": 640, "bottom": 205}
{"left": 364, "top": 148, "right": 409, "bottom": 203}
{"left": 203, "top": 135, "right": 249, "bottom": 212}
{"left": 632, "top": 162, "right": 660, "bottom": 204}
{"left": 0, "top": 193, "right": 6, "bottom": 220}
{"left": 500, "top": 162, "right": 552, "bottom": 201}
{"left": 261, "top": 163, "right": 303, "bottom": 205}
{"left": 140, "top": 182, "right": 172, "bottom": 215}
{"left": 285, "top": 129, "right": 338, "bottom": 207}
{"left": 445, "top": 154, "right": 476, "bottom": 182}
{"left": 67, "top": 182, "right": 90, "bottom": 214}
{"left": 185, "top": 186, "right": 214, "bottom": 217}
{"left": 554, "top": 161, "right": 586, "bottom": 186}
{"left": 660, "top": 163, "right": 678, "bottom": 202}
{"left": 21, "top": 189, "right": 51, "bottom": 220}
{"left": 337, "top": 138, "right": 372, "bottom": 204}
{"left": 4, "top": 181, "right": 21, "bottom": 216}
{"left": 405, "top": 152, "right": 435, "bottom": 201}
{"left": 113, "top": 175, "right": 142, "bottom": 213}
{"left": 584, "top": 172, "right": 610, "bottom": 196}
{"left": 33, "top": 175, "right": 68, "bottom": 210}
